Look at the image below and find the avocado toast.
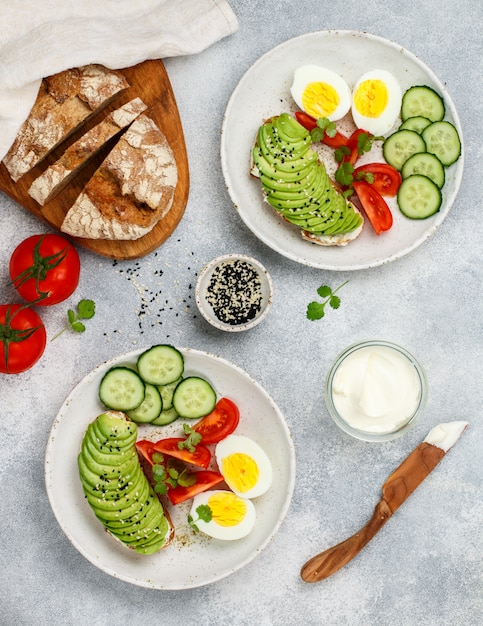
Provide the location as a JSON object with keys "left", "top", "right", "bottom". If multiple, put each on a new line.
{"left": 78, "top": 411, "right": 174, "bottom": 554}
{"left": 251, "top": 113, "right": 364, "bottom": 246}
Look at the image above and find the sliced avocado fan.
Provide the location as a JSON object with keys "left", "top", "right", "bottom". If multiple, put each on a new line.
{"left": 252, "top": 113, "right": 362, "bottom": 235}
{"left": 78, "top": 411, "right": 170, "bottom": 554}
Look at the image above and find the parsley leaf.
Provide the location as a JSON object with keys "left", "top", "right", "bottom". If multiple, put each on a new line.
{"left": 188, "top": 504, "right": 213, "bottom": 532}
{"left": 307, "top": 281, "right": 348, "bottom": 321}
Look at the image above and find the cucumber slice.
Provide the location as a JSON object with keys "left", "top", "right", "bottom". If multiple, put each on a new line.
{"left": 401, "top": 152, "right": 445, "bottom": 188}
{"left": 401, "top": 85, "right": 445, "bottom": 122}
{"left": 157, "top": 376, "right": 183, "bottom": 411}
{"left": 383, "top": 129, "right": 426, "bottom": 171}
{"left": 172, "top": 376, "right": 217, "bottom": 419}
{"left": 137, "top": 344, "right": 184, "bottom": 386}
{"left": 150, "top": 407, "right": 179, "bottom": 426}
{"left": 126, "top": 383, "right": 162, "bottom": 423}
{"left": 99, "top": 367, "right": 145, "bottom": 411}
{"left": 422, "top": 121, "right": 461, "bottom": 167}
{"left": 397, "top": 174, "right": 442, "bottom": 219}
{"left": 399, "top": 116, "right": 432, "bottom": 134}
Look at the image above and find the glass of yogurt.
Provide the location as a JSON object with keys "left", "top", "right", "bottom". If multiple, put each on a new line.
{"left": 325, "top": 340, "right": 428, "bottom": 442}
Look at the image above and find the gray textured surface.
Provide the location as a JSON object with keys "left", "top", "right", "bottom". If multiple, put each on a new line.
{"left": 1, "top": 1, "right": 482, "bottom": 625}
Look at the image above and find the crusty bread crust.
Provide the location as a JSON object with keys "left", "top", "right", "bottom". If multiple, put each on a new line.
{"left": 61, "top": 114, "right": 178, "bottom": 240}
{"left": 2, "top": 65, "right": 129, "bottom": 182}
{"left": 28, "top": 98, "right": 147, "bottom": 206}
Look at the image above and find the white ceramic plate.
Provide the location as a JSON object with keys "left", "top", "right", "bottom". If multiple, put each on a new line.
{"left": 221, "top": 30, "right": 464, "bottom": 270}
{"left": 45, "top": 348, "right": 295, "bottom": 589}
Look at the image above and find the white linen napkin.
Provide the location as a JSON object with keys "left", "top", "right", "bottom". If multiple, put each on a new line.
{"left": 0, "top": 0, "right": 238, "bottom": 161}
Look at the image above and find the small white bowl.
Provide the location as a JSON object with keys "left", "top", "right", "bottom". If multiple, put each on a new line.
{"left": 195, "top": 254, "right": 274, "bottom": 332}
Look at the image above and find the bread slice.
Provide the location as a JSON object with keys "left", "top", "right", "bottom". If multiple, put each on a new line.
{"left": 2, "top": 65, "right": 129, "bottom": 182}
{"left": 28, "top": 98, "right": 147, "bottom": 206}
{"left": 61, "top": 114, "right": 178, "bottom": 240}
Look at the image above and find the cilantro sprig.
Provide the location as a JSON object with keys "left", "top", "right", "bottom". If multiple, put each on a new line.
{"left": 307, "top": 281, "right": 348, "bottom": 321}
{"left": 51, "top": 298, "right": 96, "bottom": 340}
{"left": 178, "top": 424, "right": 202, "bottom": 453}
{"left": 151, "top": 452, "right": 197, "bottom": 496}
{"left": 310, "top": 117, "right": 337, "bottom": 142}
{"left": 188, "top": 504, "right": 213, "bottom": 532}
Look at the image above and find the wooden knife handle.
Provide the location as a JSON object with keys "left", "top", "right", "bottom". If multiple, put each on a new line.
{"left": 300, "top": 499, "right": 393, "bottom": 583}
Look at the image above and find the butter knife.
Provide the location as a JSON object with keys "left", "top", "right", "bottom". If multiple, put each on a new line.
{"left": 300, "top": 421, "right": 469, "bottom": 583}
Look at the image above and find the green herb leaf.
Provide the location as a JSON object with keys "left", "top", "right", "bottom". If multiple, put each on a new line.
{"left": 334, "top": 145, "right": 351, "bottom": 164}
{"left": 51, "top": 298, "right": 96, "bottom": 341}
{"left": 335, "top": 161, "right": 354, "bottom": 187}
{"left": 196, "top": 504, "right": 212, "bottom": 523}
{"left": 178, "top": 424, "right": 202, "bottom": 453}
{"left": 306, "top": 281, "right": 348, "bottom": 321}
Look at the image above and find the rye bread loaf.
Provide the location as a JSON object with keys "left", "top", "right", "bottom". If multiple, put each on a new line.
{"left": 2, "top": 65, "right": 129, "bottom": 182}
{"left": 61, "top": 114, "right": 178, "bottom": 240}
{"left": 28, "top": 98, "right": 147, "bottom": 206}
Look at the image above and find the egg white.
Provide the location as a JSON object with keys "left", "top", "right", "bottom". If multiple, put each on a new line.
{"left": 291, "top": 65, "right": 351, "bottom": 121}
{"left": 351, "top": 69, "right": 402, "bottom": 136}
{"left": 215, "top": 434, "right": 272, "bottom": 499}
{"left": 190, "top": 490, "right": 256, "bottom": 540}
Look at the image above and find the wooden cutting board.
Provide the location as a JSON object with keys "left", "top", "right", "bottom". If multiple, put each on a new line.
{"left": 0, "top": 60, "right": 189, "bottom": 260}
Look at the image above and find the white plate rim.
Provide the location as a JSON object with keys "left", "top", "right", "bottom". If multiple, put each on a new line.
{"left": 220, "top": 29, "right": 464, "bottom": 270}
{"left": 44, "top": 347, "right": 296, "bottom": 590}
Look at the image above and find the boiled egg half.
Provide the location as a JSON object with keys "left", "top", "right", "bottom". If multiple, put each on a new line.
{"left": 351, "top": 69, "right": 402, "bottom": 136}
{"left": 291, "top": 65, "right": 351, "bottom": 121}
{"left": 215, "top": 434, "right": 272, "bottom": 499}
{"left": 190, "top": 490, "right": 256, "bottom": 540}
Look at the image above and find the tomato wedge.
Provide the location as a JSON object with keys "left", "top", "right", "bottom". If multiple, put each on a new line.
{"left": 151, "top": 437, "right": 211, "bottom": 468}
{"left": 294, "top": 111, "right": 348, "bottom": 148}
{"left": 353, "top": 162, "right": 402, "bottom": 197}
{"left": 193, "top": 398, "right": 240, "bottom": 444}
{"left": 167, "top": 471, "right": 224, "bottom": 505}
{"left": 352, "top": 181, "right": 393, "bottom": 235}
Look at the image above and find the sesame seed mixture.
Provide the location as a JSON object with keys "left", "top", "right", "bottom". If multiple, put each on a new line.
{"left": 206, "top": 260, "right": 263, "bottom": 325}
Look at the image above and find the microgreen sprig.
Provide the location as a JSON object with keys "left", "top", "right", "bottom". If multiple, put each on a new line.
{"left": 306, "top": 281, "right": 348, "bottom": 321}
{"left": 51, "top": 298, "right": 96, "bottom": 341}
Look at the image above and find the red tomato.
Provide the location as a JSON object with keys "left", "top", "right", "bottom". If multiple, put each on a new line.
{"left": 0, "top": 304, "right": 47, "bottom": 374}
{"left": 353, "top": 162, "right": 402, "bottom": 197}
{"left": 152, "top": 438, "right": 212, "bottom": 469}
{"left": 167, "top": 471, "right": 224, "bottom": 505}
{"left": 294, "top": 111, "right": 348, "bottom": 148}
{"left": 352, "top": 181, "right": 393, "bottom": 235}
{"left": 344, "top": 129, "right": 371, "bottom": 165}
{"left": 193, "top": 398, "right": 240, "bottom": 444}
{"left": 10, "top": 234, "right": 80, "bottom": 306}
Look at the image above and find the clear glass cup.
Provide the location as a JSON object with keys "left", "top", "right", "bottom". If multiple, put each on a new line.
{"left": 325, "top": 340, "right": 428, "bottom": 442}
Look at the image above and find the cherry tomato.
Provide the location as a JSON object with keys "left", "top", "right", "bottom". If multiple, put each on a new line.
{"left": 10, "top": 234, "right": 80, "bottom": 306}
{"left": 352, "top": 181, "right": 393, "bottom": 235}
{"left": 0, "top": 304, "right": 47, "bottom": 374}
{"left": 167, "top": 471, "right": 224, "bottom": 505}
{"left": 353, "top": 162, "right": 402, "bottom": 197}
{"left": 294, "top": 111, "right": 348, "bottom": 148}
{"left": 193, "top": 398, "right": 240, "bottom": 444}
{"left": 151, "top": 437, "right": 212, "bottom": 468}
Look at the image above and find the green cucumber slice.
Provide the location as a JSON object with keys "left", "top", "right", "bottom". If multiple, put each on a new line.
{"left": 157, "top": 376, "right": 183, "bottom": 411}
{"left": 399, "top": 116, "right": 432, "bottom": 134}
{"left": 150, "top": 407, "right": 179, "bottom": 426}
{"left": 401, "top": 152, "right": 445, "bottom": 188}
{"left": 401, "top": 85, "right": 445, "bottom": 122}
{"left": 421, "top": 121, "right": 461, "bottom": 167}
{"left": 397, "top": 174, "right": 442, "bottom": 219}
{"left": 137, "top": 344, "right": 184, "bottom": 386}
{"left": 172, "top": 376, "right": 216, "bottom": 419}
{"left": 383, "top": 129, "right": 426, "bottom": 171}
{"left": 99, "top": 367, "right": 145, "bottom": 411}
{"left": 126, "top": 383, "right": 162, "bottom": 423}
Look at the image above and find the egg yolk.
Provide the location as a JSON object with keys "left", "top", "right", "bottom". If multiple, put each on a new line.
{"left": 221, "top": 453, "right": 259, "bottom": 494}
{"left": 353, "top": 79, "right": 388, "bottom": 118}
{"left": 207, "top": 492, "right": 247, "bottom": 527}
{"left": 302, "top": 82, "right": 340, "bottom": 118}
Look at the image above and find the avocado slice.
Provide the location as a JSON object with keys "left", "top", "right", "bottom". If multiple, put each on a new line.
{"left": 78, "top": 412, "right": 171, "bottom": 552}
